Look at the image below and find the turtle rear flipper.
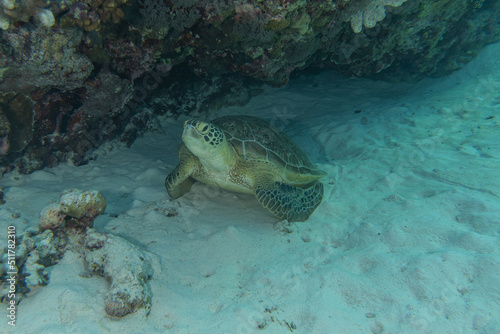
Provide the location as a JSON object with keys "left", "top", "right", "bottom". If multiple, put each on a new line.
{"left": 165, "top": 144, "right": 197, "bottom": 199}
{"left": 255, "top": 181, "right": 324, "bottom": 222}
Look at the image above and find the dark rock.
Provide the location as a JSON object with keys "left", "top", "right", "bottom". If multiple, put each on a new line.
{"left": 0, "top": 92, "right": 34, "bottom": 153}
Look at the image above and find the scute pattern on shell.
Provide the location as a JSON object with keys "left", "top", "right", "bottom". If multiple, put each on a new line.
{"left": 212, "top": 116, "right": 323, "bottom": 176}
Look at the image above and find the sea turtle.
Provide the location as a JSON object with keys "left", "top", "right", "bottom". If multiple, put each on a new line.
{"left": 165, "top": 115, "right": 327, "bottom": 222}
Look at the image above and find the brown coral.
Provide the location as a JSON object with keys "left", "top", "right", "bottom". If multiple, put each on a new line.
{"left": 97, "top": 0, "right": 127, "bottom": 24}
{"left": 60, "top": 0, "right": 129, "bottom": 32}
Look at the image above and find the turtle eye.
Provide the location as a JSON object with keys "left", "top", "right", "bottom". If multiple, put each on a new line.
{"left": 196, "top": 122, "right": 210, "bottom": 134}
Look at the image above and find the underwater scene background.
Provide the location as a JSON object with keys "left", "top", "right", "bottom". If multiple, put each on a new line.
{"left": 1, "top": 0, "right": 499, "bottom": 333}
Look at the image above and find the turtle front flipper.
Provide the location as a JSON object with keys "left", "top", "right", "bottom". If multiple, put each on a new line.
{"left": 165, "top": 144, "right": 198, "bottom": 199}
{"left": 255, "top": 181, "right": 324, "bottom": 222}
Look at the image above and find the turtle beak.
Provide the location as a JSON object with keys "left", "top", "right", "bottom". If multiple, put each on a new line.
{"left": 182, "top": 122, "right": 197, "bottom": 140}
{"left": 182, "top": 119, "right": 194, "bottom": 133}
{"left": 182, "top": 120, "right": 205, "bottom": 146}
{"left": 182, "top": 121, "right": 212, "bottom": 157}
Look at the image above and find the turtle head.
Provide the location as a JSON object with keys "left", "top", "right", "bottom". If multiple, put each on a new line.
{"left": 182, "top": 119, "right": 226, "bottom": 159}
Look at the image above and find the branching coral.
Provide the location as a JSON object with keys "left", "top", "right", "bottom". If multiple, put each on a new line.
{"left": 341, "top": 0, "right": 408, "bottom": 33}
{"left": 0, "top": 0, "right": 55, "bottom": 30}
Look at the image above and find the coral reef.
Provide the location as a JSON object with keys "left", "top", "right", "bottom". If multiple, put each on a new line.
{"left": 317, "top": 0, "right": 500, "bottom": 80}
{"left": 137, "top": 0, "right": 499, "bottom": 85}
{"left": 1, "top": 189, "right": 154, "bottom": 318}
{"left": 62, "top": 71, "right": 134, "bottom": 164}
{"left": 140, "top": 0, "right": 201, "bottom": 39}
{"left": 341, "top": 0, "right": 408, "bottom": 33}
{"left": 148, "top": 69, "right": 259, "bottom": 118}
{"left": 0, "top": 0, "right": 499, "bottom": 174}
{"left": 104, "top": 38, "right": 162, "bottom": 80}
{"left": 0, "top": 0, "right": 499, "bottom": 323}
{"left": 0, "top": 27, "right": 93, "bottom": 93}
{"left": 84, "top": 229, "right": 154, "bottom": 317}
{"left": 0, "top": 71, "right": 133, "bottom": 174}
{"left": 0, "top": 0, "right": 55, "bottom": 30}
{"left": 60, "top": 0, "right": 130, "bottom": 32}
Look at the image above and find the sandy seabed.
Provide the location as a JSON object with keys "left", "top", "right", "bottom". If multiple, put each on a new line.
{"left": 1, "top": 43, "right": 499, "bottom": 334}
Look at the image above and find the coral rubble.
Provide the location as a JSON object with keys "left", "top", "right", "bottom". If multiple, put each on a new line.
{"left": 0, "top": 227, "right": 66, "bottom": 297}
{"left": 0, "top": 188, "right": 107, "bottom": 299}
{"left": 85, "top": 229, "right": 154, "bottom": 317}
{"left": 1, "top": 188, "right": 154, "bottom": 318}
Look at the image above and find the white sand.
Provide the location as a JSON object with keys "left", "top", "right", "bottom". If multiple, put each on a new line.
{"left": 1, "top": 43, "right": 499, "bottom": 333}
